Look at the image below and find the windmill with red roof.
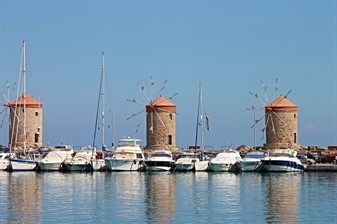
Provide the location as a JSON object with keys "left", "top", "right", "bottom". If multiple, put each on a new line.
{"left": 250, "top": 79, "right": 300, "bottom": 150}
{"left": 127, "top": 78, "right": 179, "bottom": 153}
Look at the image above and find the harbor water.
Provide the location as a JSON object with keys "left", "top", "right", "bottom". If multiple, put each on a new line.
{"left": 0, "top": 172, "right": 337, "bottom": 223}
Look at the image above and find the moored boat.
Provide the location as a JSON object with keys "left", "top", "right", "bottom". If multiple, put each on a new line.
{"left": 209, "top": 149, "right": 242, "bottom": 172}
{"left": 175, "top": 152, "right": 200, "bottom": 171}
{"left": 9, "top": 156, "right": 38, "bottom": 171}
{"left": 241, "top": 150, "right": 269, "bottom": 172}
{"left": 37, "top": 148, "right": 74, "bottom": 171}
{"left": 63, "top": 149, "right": 92, "bottom": 171}
{"left": 145, "top": 150, "right": 175, "bottom": 172}
{"left": 0, "top": 152, "right": 15, "bottom": 171}
{"left": 105, "top": 137, "right": 145, "bottom": 171}
{"left": 258, "top": 148, "right": 304, "bottom": 172}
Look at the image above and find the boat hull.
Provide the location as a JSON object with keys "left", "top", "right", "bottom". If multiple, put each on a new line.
{"left": 145, "top": 161, "right": 174, "bottom": 172}
{"left": 0, "top": 159, "right": 9, "bottom": 170}
{"left": 9, "top": 159, "right": 37, "bottom": 171}
{"left": 38, "top": 162, "right": 62, "bottom": 171}
{"left": 259, "top": 160, "right": 304, "bottom": 172}
{"left": 65, "top": 163, "right": 91, "bottom": 171}
{"left": 90, "top": 159, "right": 106, "bottom": 171}
{"left": 175, "top": 163, "right": 194, "bottom": 171}
{"left": 240, "top": 161, "right": 262, "bottom": 172}
{"left": 194, "top": 161, "right": 209, "bottom": 171}
{"left": 210, "top": 162, "right": 240, "bottom": 172}
{"left": 105, "top": 159, "right": 143, "bottom": 171}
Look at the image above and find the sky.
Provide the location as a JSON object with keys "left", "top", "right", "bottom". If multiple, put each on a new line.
{"left": 0, "top": 0, "right": 336, "bottom": 150}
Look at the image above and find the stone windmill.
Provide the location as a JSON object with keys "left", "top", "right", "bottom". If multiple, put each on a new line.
{"left": 6, "top": 94, "right": 43, "bottom": 150}
{"left": 250, "top": 79, "right": 300, "bottom": 150}
{"left": 127, "top": 78, "right": 178, "bottom": 154}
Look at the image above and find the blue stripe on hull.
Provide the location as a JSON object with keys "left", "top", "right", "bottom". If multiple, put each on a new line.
{"left": 259, "top": 160, "right": 304, "bottom": 172}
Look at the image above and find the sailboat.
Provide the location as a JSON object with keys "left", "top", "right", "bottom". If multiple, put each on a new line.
{"left": 8, "top": 40, "right": 38, "bottom": 171}
{"left": 192, "top": 84, "right": 210, "bottom": 171}
{"left": 90, "top": 52, "right": 107, "bottom": 171}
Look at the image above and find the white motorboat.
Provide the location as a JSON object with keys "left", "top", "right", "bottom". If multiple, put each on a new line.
{"left": 0, "top": 152, "right": 16, "bottom": 170}
{"left": 175, "top": 153, "right": 200, "bottom": 171}
{"left": 241, "top": 150, "right": 269, "bottom": 172}
{"left": 63, "top": 149, "right": 92, "bottom": 171}
{"left": 194, "top": 160, "right": 210, "bottom": 172}
{"left": 258, "top": 148, "right": 304, "bottom": 172}
{"left": 105, "top": 137, "right": 145, "bottom": 171}
{"left": 209, "top": 149, "right": 242, "bottom": 172}
{"left": 37, "top": 149, "right": 74, "bottom": 171}
{"left": 145, "top": 150, "right": 175, "bottom": 172}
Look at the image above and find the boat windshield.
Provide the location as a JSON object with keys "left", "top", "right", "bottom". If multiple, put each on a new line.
{"left": 244, "top": 154, "right": 265, "bottom": 159}
{"left": 118, "top": 140, "right": 140, "bottom": 147}
{"left": 176, "top": 154, "right": 195, "bottom": 159}
{"left": 113, "top": 152, "right": 135, "bottom": 159}
{"left": 152, "top": 153, "right": 171, "bottom": 158}
{"left": 271, "top": 153, "right": 292, "bottom": 157}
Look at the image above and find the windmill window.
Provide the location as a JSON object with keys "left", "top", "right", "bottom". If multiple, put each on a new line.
{"left": 169, "top": 113, "right": 172, "bottom": 120}
{"left": 168, "top": 135, "right": 172, "bottom": 145}
{"left": 35, "top": 133, "right": 39, "bottom": 143}
{"left": 294, "top": 133, "right": 297, "bottom": 143}
{"left": 35, "top": 112, "right": 39, "bottom": 116}
{"left": 294, "top": 114, "right": 296, "bottom": 118}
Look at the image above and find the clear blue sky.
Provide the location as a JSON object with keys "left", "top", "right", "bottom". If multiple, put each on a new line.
{"left": 0, "top": 0, "right": 336, "bottom": 149}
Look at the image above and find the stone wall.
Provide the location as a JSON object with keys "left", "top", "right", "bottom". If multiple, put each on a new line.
{"left": 144, "top": 111, "right": 178, "bottom": 153}
{"left": 264, "top": 111, "right": 300, "bottom": 150}
{"left": 9, "top": 107, "right": 43, "bottom": 150}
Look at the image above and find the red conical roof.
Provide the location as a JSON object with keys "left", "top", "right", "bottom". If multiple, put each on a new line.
{"left": 6, "top": 93, "right": 43, "bottom": 109}
{"left": 265, "top": 96, "right": 297, "bottom": 112}
{"left": 146, "top": 96, "right": 176, "bottom": 113}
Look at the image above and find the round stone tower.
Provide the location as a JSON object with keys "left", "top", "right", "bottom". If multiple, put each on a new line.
{"left": 6, "top": 93, "right": 43, "bottom": 150}
{"left": 144, "top": 96, "right": 178, "bottom": 153}
{"left": 264, "top": 96, "right": 299, "bottom": 150}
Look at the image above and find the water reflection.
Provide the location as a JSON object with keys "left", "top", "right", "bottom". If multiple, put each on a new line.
{"left": 6, "top": 172, "right": 42, "bottom": 224}
{"left": 0, "top": 171, "right": 336, "bottom": 223}
{"left": 208, "top": 173, "right": 242, "bottom": 222}
{"left": 262, "top": 173, "right": 302, "bottom": 223}
{"left": 106, "top": 172, "right": 146, "bottom": 221}
{"left": 145, "top": 172, "right": 176, "bottom": 223}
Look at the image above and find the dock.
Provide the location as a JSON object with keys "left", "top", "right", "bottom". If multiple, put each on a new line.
{"left": 305, "top": 163, "right": 337, "bottom": 172}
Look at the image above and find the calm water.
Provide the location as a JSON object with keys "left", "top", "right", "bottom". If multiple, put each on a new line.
{"left": 0, "top": 171, "right": 337, "bottom": 223}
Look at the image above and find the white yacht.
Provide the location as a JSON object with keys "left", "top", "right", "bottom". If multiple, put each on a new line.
{"left": 105, "top": 138, "right": 145, "bottom": 171}
{"left": 241, "top": 150, "right": 269, "bottom": 172}
{"left": 175, "top": 152, "right": 200, "bottom": 171}
{"left": 145, "top": 150, "right": 175, "bottom": 172}
{"left": 37, "top": 147, "right": 74, "bottom": 171}
{"left": 258, "top": 148, "right": 304, "bottom": 172}
{"left": 209, "top": 149, "right": 242, "bottom": 172}
{"left": 0, "top": 152, "right": 16, "bottom": 171}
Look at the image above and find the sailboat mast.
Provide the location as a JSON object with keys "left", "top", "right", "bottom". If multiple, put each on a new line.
{"left": 199, "top": 84, "right": 204, "bottom": 150}
{"left": 101, "top": 52, "right": 105, "bottom": 149}
{"left": 22, "top": 40, "right": 27, "bottom": 153}
{"left": 194, "top": 84, "right": 201, "bottom": 148}
{"left": 92, "top": 52, "right": 105, "bottom": 155}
